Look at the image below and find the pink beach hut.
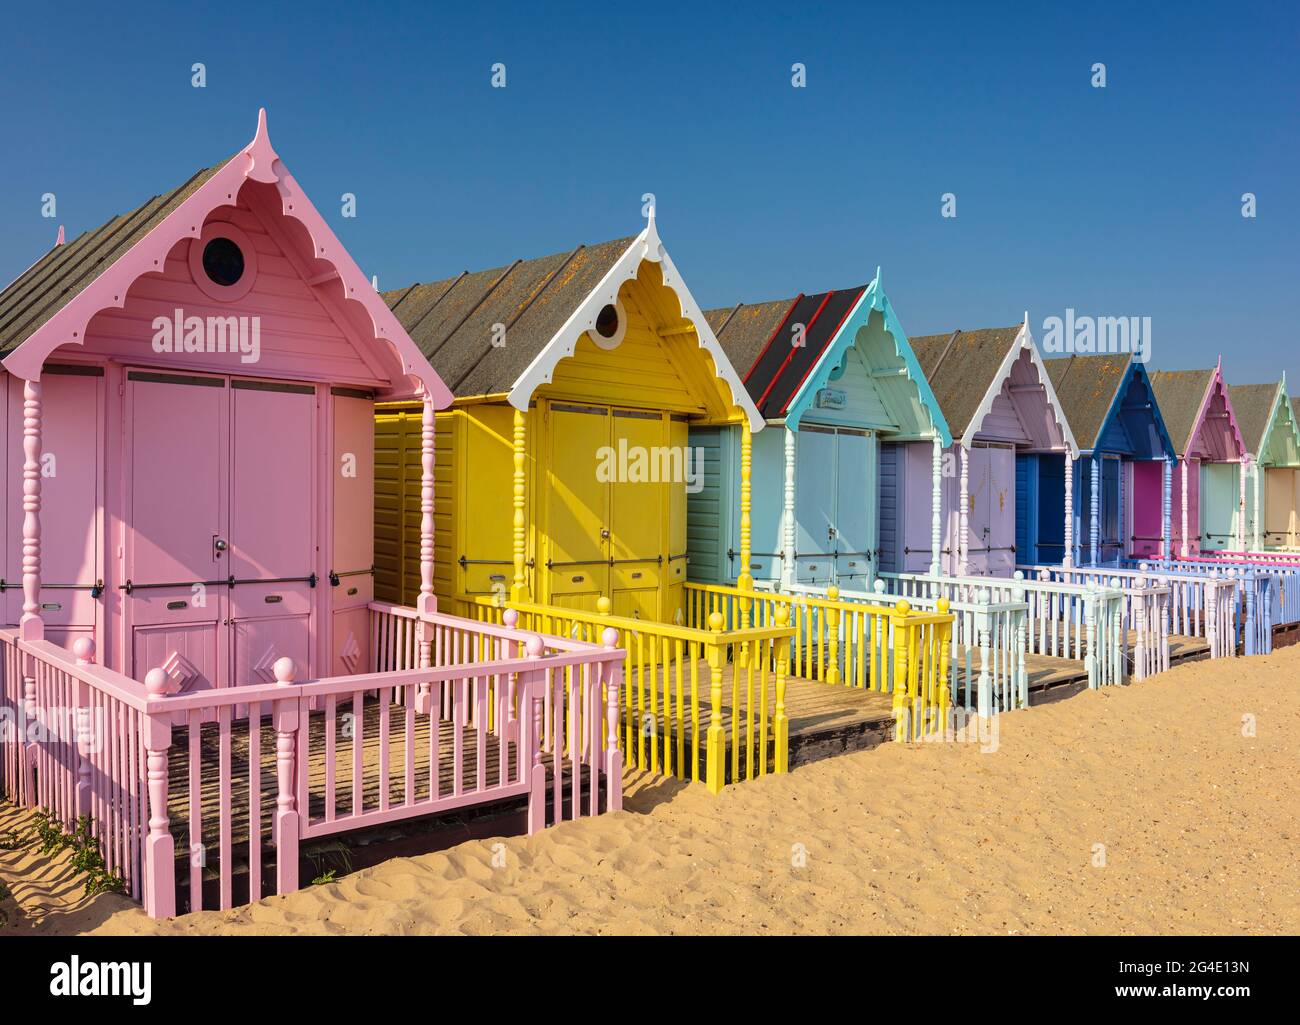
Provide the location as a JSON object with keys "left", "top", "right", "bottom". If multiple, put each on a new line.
{"left": 0, "top": 112, "right": 623, "bottom": 917}
{"left": 0, "top": 109, "right": 452, "bottom": 679}
{"left": 1149, "top": 362, "right": 1247, "bottom": 557}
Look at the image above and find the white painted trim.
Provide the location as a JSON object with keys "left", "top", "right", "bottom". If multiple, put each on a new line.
{"left": 505, "top": 214, "right": 765, "bottom": 432}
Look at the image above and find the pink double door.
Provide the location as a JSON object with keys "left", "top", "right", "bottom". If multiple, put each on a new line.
{"left": 126, "top": 371, "right": 316, "bottom": 694}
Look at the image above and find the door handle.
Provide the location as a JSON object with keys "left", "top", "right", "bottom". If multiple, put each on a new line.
{"left": 600, "top": 528, "right": 610, "bottom": 541}
{"left": 213, "top": 535, "right": 228, "bottom": 556}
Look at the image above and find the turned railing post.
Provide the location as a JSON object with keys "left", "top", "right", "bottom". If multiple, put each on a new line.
{"left": 1011, "top": 581, "right": 1028, "bottom": 708}
{"left": 825, "top": 585, "right": 841, "bottom": 684}
{"left": 935, "top": 597, "right": 952, "bottom": 734}
{"left": 704, "top": 612, "right": 726, "bottom": 794}
{"left": 272, "top": 657, "right": 300, "bottom": 895}
{"left": 1243, "top": 570, "right": 1257, "bottom": 656}
{"left": 1133, "top": 576, "right": 1148, "bottom": 681}
{"left": 142, "top": 668, "right": 175, "bottom": 919}
{"left": 975, "top": 589, "right": 992, "bottom": 719}
{"left": 73, "top": 637, "right": 95, "bottom": 819}
{"left": 773, "top": 605, "right": 791, "bottom": 773}
{"left": 1084, "top": 582, "right": 1099, "bottom": 689}
{"left": 522, "top": 635, "right": 548, "bottom": 832}
{"left": 891, "top": 600, "right": 913, "bottom": 742}
{"left": 1206, "top": 573, "right": 1221, "bottom": 656}
{"left": 601, "top": 627, "right": 623, "bottom": 812}
{"left": 1109, "top": 578, "right": 1125, "bottom": 685}
{"left": 20, "top": 651, "right": 37, "bottom": 807}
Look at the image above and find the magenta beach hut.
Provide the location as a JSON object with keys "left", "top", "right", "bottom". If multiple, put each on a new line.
{"left": 1149, "top": 362, "right": 1247, "bottom": 557}
{"left": 0, "top": 112, "right": 623, "bottom": 918}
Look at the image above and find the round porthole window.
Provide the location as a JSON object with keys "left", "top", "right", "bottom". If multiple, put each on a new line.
{"left": 202, "top": 237, "right": 245, "bottom": 287}
{"left": 587, "top": 299, "right": 627, "bottom": 350}
{"left": 189, "top": 222, "right": 258, "bottom": 301}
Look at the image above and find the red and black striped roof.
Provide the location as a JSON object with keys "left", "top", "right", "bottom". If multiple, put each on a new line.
{"left": 708, "top": 285, "right": 868, "bottom": 420}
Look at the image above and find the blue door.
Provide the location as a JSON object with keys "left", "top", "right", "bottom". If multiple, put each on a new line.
{"left": 1035, "top": 454, "right": 1066, "bottom": 564}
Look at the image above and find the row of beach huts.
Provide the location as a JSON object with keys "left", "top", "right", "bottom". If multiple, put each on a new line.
{"left": 1, "top": 113, "right": 1296, "bottom": 918}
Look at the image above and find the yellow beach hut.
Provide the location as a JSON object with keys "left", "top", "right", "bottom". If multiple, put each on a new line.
{"left": 374, "top": 214, "right": 760, "bottom": 621}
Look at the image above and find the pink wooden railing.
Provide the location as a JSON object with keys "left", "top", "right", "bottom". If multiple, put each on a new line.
{"left": 0, "top": 607, "right": 623, "bottom": 919}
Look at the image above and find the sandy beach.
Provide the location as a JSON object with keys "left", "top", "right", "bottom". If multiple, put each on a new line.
{"left": 3, "top": 645, "right": 1297, "bottom": 936}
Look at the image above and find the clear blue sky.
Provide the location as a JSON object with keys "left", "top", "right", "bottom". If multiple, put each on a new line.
{"left": 3, "top": 0, "right": 1296, "bottom": 382}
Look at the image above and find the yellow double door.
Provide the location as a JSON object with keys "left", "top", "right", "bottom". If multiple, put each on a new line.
{"left": 543, "top": 402, "right": 687, "bottom": 621}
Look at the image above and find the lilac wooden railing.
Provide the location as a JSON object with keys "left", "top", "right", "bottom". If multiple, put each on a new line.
{"left": 1, "top": 608, "right": 623, "bottom": 919}
{"left": 1025, "top": 563, "right": 1233, "bottom": 660}
{"left": 1127, "top": 559, "right": 1277, "bottom": 654}
{"left": 1178, "top": 553, "right": 1298, "bottom": 629}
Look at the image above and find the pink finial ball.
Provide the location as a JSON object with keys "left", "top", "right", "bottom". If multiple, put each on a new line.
{"left": 525, "top": 634, "right": 545, "bottom": 657}
{"left": 72, "top": 636, "right": 95, "bottom": 661}
{"left": 144, "top": 668, "right": 168, "bottom": 697}
{"left": 273, "top": 656, "right": 296, "bottom": 684}
{"left": 601, "top": 626, "right": 619, "bottom": 647}
{"left": 502, "top": 608, "right": 519, "bottom": 628}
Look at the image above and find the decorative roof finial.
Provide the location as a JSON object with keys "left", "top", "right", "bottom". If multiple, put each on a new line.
{"left": 55, "top": 225, "right": 65, "bottom": 246}
{"left": 244, "top": 107, "right": 279, "bottom": 184}
{"left": 371, "top": 274, "right": 379, "bottom": 291}
{"left": 874, "top": 265, "right": 882, "bottom": 289}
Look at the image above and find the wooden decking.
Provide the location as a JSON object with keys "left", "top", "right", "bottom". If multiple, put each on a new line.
{"left": 163, "top": 630, "right": 1213, "bottom": 908}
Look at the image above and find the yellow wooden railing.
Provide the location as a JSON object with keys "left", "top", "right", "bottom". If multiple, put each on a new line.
{"left": 684, "top": 582, "right": 954, "bottom": 741}
{"left": 457, "top": 593, "right": 795, "bottom": 793}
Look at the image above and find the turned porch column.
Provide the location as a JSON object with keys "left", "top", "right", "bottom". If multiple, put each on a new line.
{"left": 781, "top": 427, "right": 796, "bottom": 588}
{"left": 1062, "top": 454, "right": 1074, "bottom": 568}
{"left": 737, "top": 422, "right": 753, "bottom": 622}
{"left": 1090, "top": 457, "right": 1101, "bottom": 567}
{"left": 511, "top": 406, "right": 529, "bottom": 602}
{"left": 1162, "top": 456, "right": 1173, "bottom": 563}
{"left": 1180, "top": 457, "right": 1190, "bottom": 558}
{"left": 417, "top": 393, "right": 437, "bottom": 617}
{"left": 929, "top": 437, "right": 942, "bottom": 577}
{"left": 20, "top": 379, "right": 43, "bottom": 641}
{"left": 958, "top": 445, "right": 970, "bottom": 575}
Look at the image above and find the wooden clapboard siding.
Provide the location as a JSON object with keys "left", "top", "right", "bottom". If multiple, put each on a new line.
{"left": 796, "top": 344, "right": 896, "bottom": 431}
{"left": 80, "top": 189, "right": 388, "bottom": 389}
{"left": 540, "top": 263, "right": 738, "bottom": 423}
{"left": 686, "top": 425, "right": 731, "bottom": 584}
{"left": 877, "top": 441, "right": 900, "bottom": 574}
